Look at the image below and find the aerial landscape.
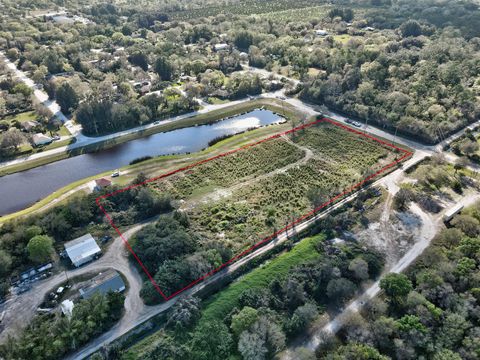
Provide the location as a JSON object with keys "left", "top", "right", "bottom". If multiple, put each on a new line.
{"left": 0, "top": 0, "right": 479, "bottom": 359}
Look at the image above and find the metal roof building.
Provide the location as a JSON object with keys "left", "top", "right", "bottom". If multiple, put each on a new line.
{"left": 64, "top": 234, "right": 101, "bottom": 267}
{"left": 79, "top": 270, "right": 126, "bottom": 299}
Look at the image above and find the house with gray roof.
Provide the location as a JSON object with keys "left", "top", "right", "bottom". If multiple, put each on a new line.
{"left": 64, "top": 234, "right": 101, "bottom": 267}
{"left": 79, "top": 270, "right": 125, "bottom": 299}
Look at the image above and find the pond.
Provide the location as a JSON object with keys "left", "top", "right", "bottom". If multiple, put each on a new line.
{"left": 0, "top": 109, "right": 284, "bottom": 216}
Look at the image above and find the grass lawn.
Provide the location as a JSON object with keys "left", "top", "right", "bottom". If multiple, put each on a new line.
{"left": 0, "top": 98, "right": 300, "bottom": 177}
{"left": 0, "top": 108, "right": 296, "bottom": 223}
{"left": 2, "top": 111, "right": 36, "bottom": 124}
{"left": 201, "top": 234, "right": 324, "bottom": 323}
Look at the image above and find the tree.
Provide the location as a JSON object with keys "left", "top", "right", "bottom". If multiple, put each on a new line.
{"left": 167, "top": 296, "right": 200, "bottom": 330}
{"left": 326, "top": 278, "right": 357, "bottom": 304}
{"left": 400, "top": 20, "right": 422, "bottom": 37}
{"left": 380, "top": 273, "right": 412, "bottom": 305}
{"left": 326, "top": 343, "right": 389, "bottom": 359}
{"left": 451, "top": 214, "right": 480, "bottom": 237}
{"left": 154, "top": 57, "right": 173, "bottom": 81}
{"left": 286, "top": 303, "right": 318, "bottom": 336}
{"left": 348, "top": 257, "right": 369, "bottom": 280}
{"left": 1, "top": 128, "right": 25, "bottom": 151}
{"left": 25, "top": 225, "right": 43, "bottom": 240}
{"left": 56, "top": 82, "right": 78, "bottom": 114}
{"left": 0, "top": 250, "right": 12, "bottom": 276}
{"left": 128, "top": 52, "right": 149, "bottom": 71}
{"left": 191, "top": 321, "right": 233, "bottom": 360}
{"left": 27, "top": 235, "right": 54, "bottom": 263}
{"left": 231, "top": 306, "right": 259, "bottom": 336}
{"left": 239, "top": 316, "right": 285, "bottom": 359}
{"left": 234, "top": 31, "right": 254, "bottom": 50}
{"left": 42, "top": 51, "right": 64, "bottom": 74}
{"left": 238, "top": 330, "right": 267, "bottom": 360}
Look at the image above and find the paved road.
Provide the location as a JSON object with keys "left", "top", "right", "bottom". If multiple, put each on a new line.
{"left": 0, "top": 54, "right": 284, "bottom": 170}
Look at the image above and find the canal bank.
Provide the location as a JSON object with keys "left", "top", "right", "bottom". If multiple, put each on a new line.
{"left": 0, "top": 108, "right": 292, "bottom": 217}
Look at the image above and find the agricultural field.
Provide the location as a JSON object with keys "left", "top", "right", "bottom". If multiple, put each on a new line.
{"left": 107, "top": 119, "right": 401, "bottom": 300}
{"left": 167, "top": 0, "right": 327, "bottom": 20}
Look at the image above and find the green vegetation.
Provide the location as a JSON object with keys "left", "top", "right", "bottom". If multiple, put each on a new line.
{"left": 127, "top": 121, "right": 395, "bottom": 300}
{"left": 0, "top": 174, "right": 171, "bottom": 299}
{"left": 320, "top": 201, "right": 480, "bottom": 359}
{"left": 0, "top": 98, "right": 295, "bottom": 177}
{"left": 0, "top": 292, "right": 125, "bottom": 360}
{"left": 124, "top": 228, "right": 384, "bottom": 359}
{"left": 394, "top": 154, "right": 474, "bottom": 213}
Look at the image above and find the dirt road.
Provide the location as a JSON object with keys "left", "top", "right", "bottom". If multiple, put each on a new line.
{"left": 0, "top": 222, "right": 149, "bottom": 342}
{"left": 282, "top": 192, "right": 480, "bottom": 358}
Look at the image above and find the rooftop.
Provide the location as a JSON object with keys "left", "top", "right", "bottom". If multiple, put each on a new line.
{"left": 64, "top": 234, "right": 101, "bottom": 265}
{"left": 79, "top": 269, "right": 126, "bottom": 299}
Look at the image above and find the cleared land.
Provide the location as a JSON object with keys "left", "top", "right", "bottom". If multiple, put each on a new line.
{"left": 100, "top": 119, "right": 403, "bottom": 299}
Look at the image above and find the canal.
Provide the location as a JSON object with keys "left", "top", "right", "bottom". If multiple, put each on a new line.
{"left": 0, "top": 110, "right": 284, "bottom": 216}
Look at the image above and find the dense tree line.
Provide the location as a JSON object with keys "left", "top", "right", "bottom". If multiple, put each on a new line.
{"left": 76, "top": 90, "right": 199, "bottom": 136}
{"left": 0, "top": 292, "right": 125, "bottom": 360}
{"left": 301, "top": 26, "right": 480, "bottom": 143}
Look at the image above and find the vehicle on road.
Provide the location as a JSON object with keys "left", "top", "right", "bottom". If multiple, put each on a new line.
{"left": 111, "top": 170, "right": 120, "bottom": 177}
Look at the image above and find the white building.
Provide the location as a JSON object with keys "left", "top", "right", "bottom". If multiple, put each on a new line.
{"left": 64, "top": 234, "right": 101, "bottom": 267}
{"left": 32, "top": 133, "right": 52, "bottom": 146}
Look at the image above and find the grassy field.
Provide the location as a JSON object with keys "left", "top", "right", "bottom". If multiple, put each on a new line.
{"left": 142, "top": 121, "right": 395, "bottom": 263}
{"left": 123, "top": 233, "right": 324, "bottom": 359}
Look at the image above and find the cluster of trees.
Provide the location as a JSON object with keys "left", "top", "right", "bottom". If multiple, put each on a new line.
{"left": 301, "top": 20, "right": 480, "bottom": 143}
{"left": 0, "top": 74, "right": 33, "bottom": 117}
{"left": 130, "top": 237, "right": 384, "bottom": 360}
{"left": 394, "top": 154, "right": 472, "bottom": 213}
{"left": 0, "top": 175, "right": 170, "bottom": 300}
{"left": 319, "top": 201, "right": 480, "bottom": 359}
{"left": 0, "top": 292, "right": 125, "bottom": 360}
{"left": 76, "top": 89, "right": 198, "bottom": 136}
{"left": 133, "top": 212, "right": 232, "bottom": 304}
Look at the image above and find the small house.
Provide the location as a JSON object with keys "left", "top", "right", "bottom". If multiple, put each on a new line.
{"left": 93, "top": 177, "right": 112, "bottom": 191}
{"left": 64, "top": 234, "right": 101, "bottom": 267}
{"left": 21, "top": 120, "right": 40, "bottom": 131}
{"left": 32, "top": 133, "right": 52, "bottom": 146}
{"left": 79, "top": 270, "right": 126, "bottom": 299}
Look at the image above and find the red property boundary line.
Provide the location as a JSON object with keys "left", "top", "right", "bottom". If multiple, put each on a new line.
{"left": 96, "top": 117, "right": 413, "bottom": 301}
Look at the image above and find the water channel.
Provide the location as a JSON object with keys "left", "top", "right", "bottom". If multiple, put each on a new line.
{"left": 0, "top": 110, "right": 284, "bottom": 216}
